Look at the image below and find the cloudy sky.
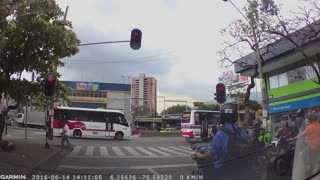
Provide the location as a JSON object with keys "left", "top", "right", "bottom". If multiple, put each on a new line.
{"left": 54, "top": 0, "right": 301, "bottom": 110}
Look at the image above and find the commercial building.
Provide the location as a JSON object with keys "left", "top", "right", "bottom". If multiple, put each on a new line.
{"left": 234, "top": 22, "right": 320, "bottom": 134}
{"left": 61, "top": 81, "right": 131, "bottom": 119}
{"left": 131, "top": 73, "right": 157, "bottom": 117}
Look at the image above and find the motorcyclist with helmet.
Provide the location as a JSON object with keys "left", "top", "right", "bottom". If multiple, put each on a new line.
{"left": 195, "top": 103, "right": 249, "bottom": 179}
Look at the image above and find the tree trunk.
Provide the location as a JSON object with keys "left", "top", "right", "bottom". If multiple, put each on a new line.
{"left": 242, "top": 67, "right": 259, "bottom": 128}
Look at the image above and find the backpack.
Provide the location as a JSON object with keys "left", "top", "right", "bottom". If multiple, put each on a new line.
{"left": 220, "top": 125, "right": 255, "bottom": 169}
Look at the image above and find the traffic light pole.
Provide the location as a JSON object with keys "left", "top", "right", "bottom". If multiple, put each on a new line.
{"left": 45, "top": 98, "right": 50, "bottom": 149}
{"left": 78, "top": 40, "right": 130, "bottom": 46}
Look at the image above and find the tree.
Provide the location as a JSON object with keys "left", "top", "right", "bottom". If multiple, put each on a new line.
{"left": 0, "top": 0, "right": 80, "bottom": 140}
{"left": 219, "top": 0, "right": 320, "bottom": 124}
{"left": 193, "top": 102, "right": 220, "bottom": 111}
{"left": 258, "top": 0, "right": 320, "bottom": 84}
{"left": 219, "top": 0, "right": 281, "bottom": 124}
{"left": 161, "top": 104, "right": 191, "bottom": 115}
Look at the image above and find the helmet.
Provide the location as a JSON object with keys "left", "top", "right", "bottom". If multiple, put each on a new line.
{"left": 306, "top": 111, "right": 318, "bottom": 123}
{"left": 220, "top": 103, "right": 238, "bottom": 125}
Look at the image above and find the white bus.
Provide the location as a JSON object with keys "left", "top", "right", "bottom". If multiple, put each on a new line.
{"left": 53, "top": 107, "right": 132, "bottom": 140}
{"left": 181, "top": 110, "right": 220, "bottom": 141}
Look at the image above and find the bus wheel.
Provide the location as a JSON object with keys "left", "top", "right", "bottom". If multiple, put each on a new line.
{"left": 185, "top": 137, "right": 191, "bottom": 141}
{"left": 73, "top": 130, "right": 82, "bottom": 138}
{"left": 115, "top": 132, "right": 124, "bottom": 140}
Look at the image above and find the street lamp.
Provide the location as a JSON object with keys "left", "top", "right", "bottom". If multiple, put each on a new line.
{"left": 223, "top": 0, "right": 268, "bottom": 119}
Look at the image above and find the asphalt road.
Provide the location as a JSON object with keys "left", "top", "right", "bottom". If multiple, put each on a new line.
{"left": 7, "top": 127, "right": 293, "bottom": 180}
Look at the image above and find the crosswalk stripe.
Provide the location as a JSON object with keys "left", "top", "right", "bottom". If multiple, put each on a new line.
{"left": 112, "top": 147, "right": 125, "bottom": 156}
{"left": 147, "top": 147, "right": 171, "bottom": 156}
{"left": 158, "top": 147, "right": 186, "bottom": 156}
{"left": 70, "top": 146, "right": 81, "bottom": 155}
{"left": 178, "top": 146, "right": 192, "bottom": 150}
{"left": 85, "top": 146, "right": 94, "bottom": 156}
{"left": 124, "top": 147, "right": 142, "bottom": 156}
{"left": 136, "top": 147, "right": 158, "bottom": 157}
{"left": 99, "top": 146, "right": 109, "bottom": 156}
{"left": 168, "top": 146, "right": 194, "bottom": 154}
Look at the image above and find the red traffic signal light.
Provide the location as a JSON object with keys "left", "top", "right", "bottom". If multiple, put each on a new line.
{"left": 44, "top": 73, "right": 57, "bottom": 97}
{"left": 47, "top": 76, "right": 55, "bottom": 83}
{"left": 130, "top": 29, "right": 142, "bottom": 50}
{"left": 215, "top": 83, "right": 226, "bottom": 104}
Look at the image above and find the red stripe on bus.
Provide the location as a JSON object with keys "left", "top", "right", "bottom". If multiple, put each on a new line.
{"left": 181, "top": 131, "right": 194, "bottom": 138}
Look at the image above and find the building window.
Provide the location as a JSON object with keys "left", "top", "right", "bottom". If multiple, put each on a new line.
{"left": 287, "top": 67, "right": 306, "bottom": 84}
{"left": 278, "top": 73, "right": 288, "bottom": 87}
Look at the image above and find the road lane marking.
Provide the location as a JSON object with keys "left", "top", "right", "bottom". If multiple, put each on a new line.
{"left": 168, "top": 146, "right": 194, "bottom": 154}
{"left": 136, "top": 147, "right": 157, "bottom": 157}
{"left": 112, "top": 147, "right": 125, "bottom": 156}
{"left": 178, "top": 146, "right": 192, "bottom": 150}
{"left": 70, "top": 146, "right": 81, "bottom": 156}
{"left": 158, "top": 147, "right": 185, "bottom": 156}
{"left": 99, "top": 146, "right": 109, "bottom": 156}
{"left": 124, "top": 147, "right": 142, "bottom": 156}
{"left": 148, "top": 168, "right": 159, "bottom": 175}
{"left": 59, "top": 164, "right": 196, "bottom": 170}
{"left": 147, "top": 147, "right": 171, "bottom": 156}
{"left": 85, "top": 146, "right": 94, "bottom": 156}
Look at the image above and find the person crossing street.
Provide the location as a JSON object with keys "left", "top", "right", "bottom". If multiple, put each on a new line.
{"left": 60, "top": 120, "right": 73, "bottom": 151}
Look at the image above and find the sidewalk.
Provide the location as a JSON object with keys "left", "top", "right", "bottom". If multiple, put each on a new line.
{"left": 0, "top": 135, "right": 61, "bottom": 175}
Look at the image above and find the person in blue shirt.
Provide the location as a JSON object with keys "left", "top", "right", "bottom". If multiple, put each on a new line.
{"left": 195, "top": 103, "right": 249, "bottom": 180}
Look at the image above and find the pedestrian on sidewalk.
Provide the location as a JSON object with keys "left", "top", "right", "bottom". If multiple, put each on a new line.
{"left": 60, "top": 120, "right": 72, "bottom": 151}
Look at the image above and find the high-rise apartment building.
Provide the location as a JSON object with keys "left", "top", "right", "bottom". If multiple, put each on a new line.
{"left": 131, "top": 73, "right": 157, "bottom": 117}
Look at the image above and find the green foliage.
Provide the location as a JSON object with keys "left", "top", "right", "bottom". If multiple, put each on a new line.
{"left": 193, "top": 102, "right": 220, "bottom": 111}
{"left": 161, "top": 104, "right": 191, "bottom": 115}
{"left": 0, "top": 0, "right": 80, "bottom": 103}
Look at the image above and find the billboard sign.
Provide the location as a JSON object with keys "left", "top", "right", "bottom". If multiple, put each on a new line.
{"left": 218, "top": 71, "right": 248, "bottom": 86}
{"left": 76, "top": 82, "right": 100, "bottom": 91}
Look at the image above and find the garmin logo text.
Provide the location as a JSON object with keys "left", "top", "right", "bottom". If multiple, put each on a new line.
{"left": 0, "top": 175, "right": 27, "bottom": 180}
{"left": 224, "top": 109, "right": 233, "bottom": 113}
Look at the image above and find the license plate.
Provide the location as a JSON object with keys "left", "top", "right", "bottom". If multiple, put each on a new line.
{"left": 93, "top": 132, "right": 98, "bottom": 135}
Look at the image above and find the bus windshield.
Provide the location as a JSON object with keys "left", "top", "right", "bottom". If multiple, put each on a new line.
{"left": 181, "top": 112, "right": 191, "bottom": 123}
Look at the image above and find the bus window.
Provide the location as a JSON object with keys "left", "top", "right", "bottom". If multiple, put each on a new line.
{"left": 74, "top": 110, "right": 88, "bottom": 122}
{"left": 181, "top": 112, "right": 191, "bottom": 123}
{"left": 110, "top": 113, "right": 128, "bottom": 127}
{"left": 194, "top": 113, "right": 200, "bottom": 125}
{"left": 207, "top": 113, "right": 219, "bottom": 125}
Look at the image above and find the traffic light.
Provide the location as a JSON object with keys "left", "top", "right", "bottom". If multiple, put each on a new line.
{"left": 44, "top": 73, "right": 57, "bottom": 97}
{"left": 215, "top": 83, "right": 226, "bottom": 104}
{"left": 130, "top": 28, "right": 142, "bottom": 50}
